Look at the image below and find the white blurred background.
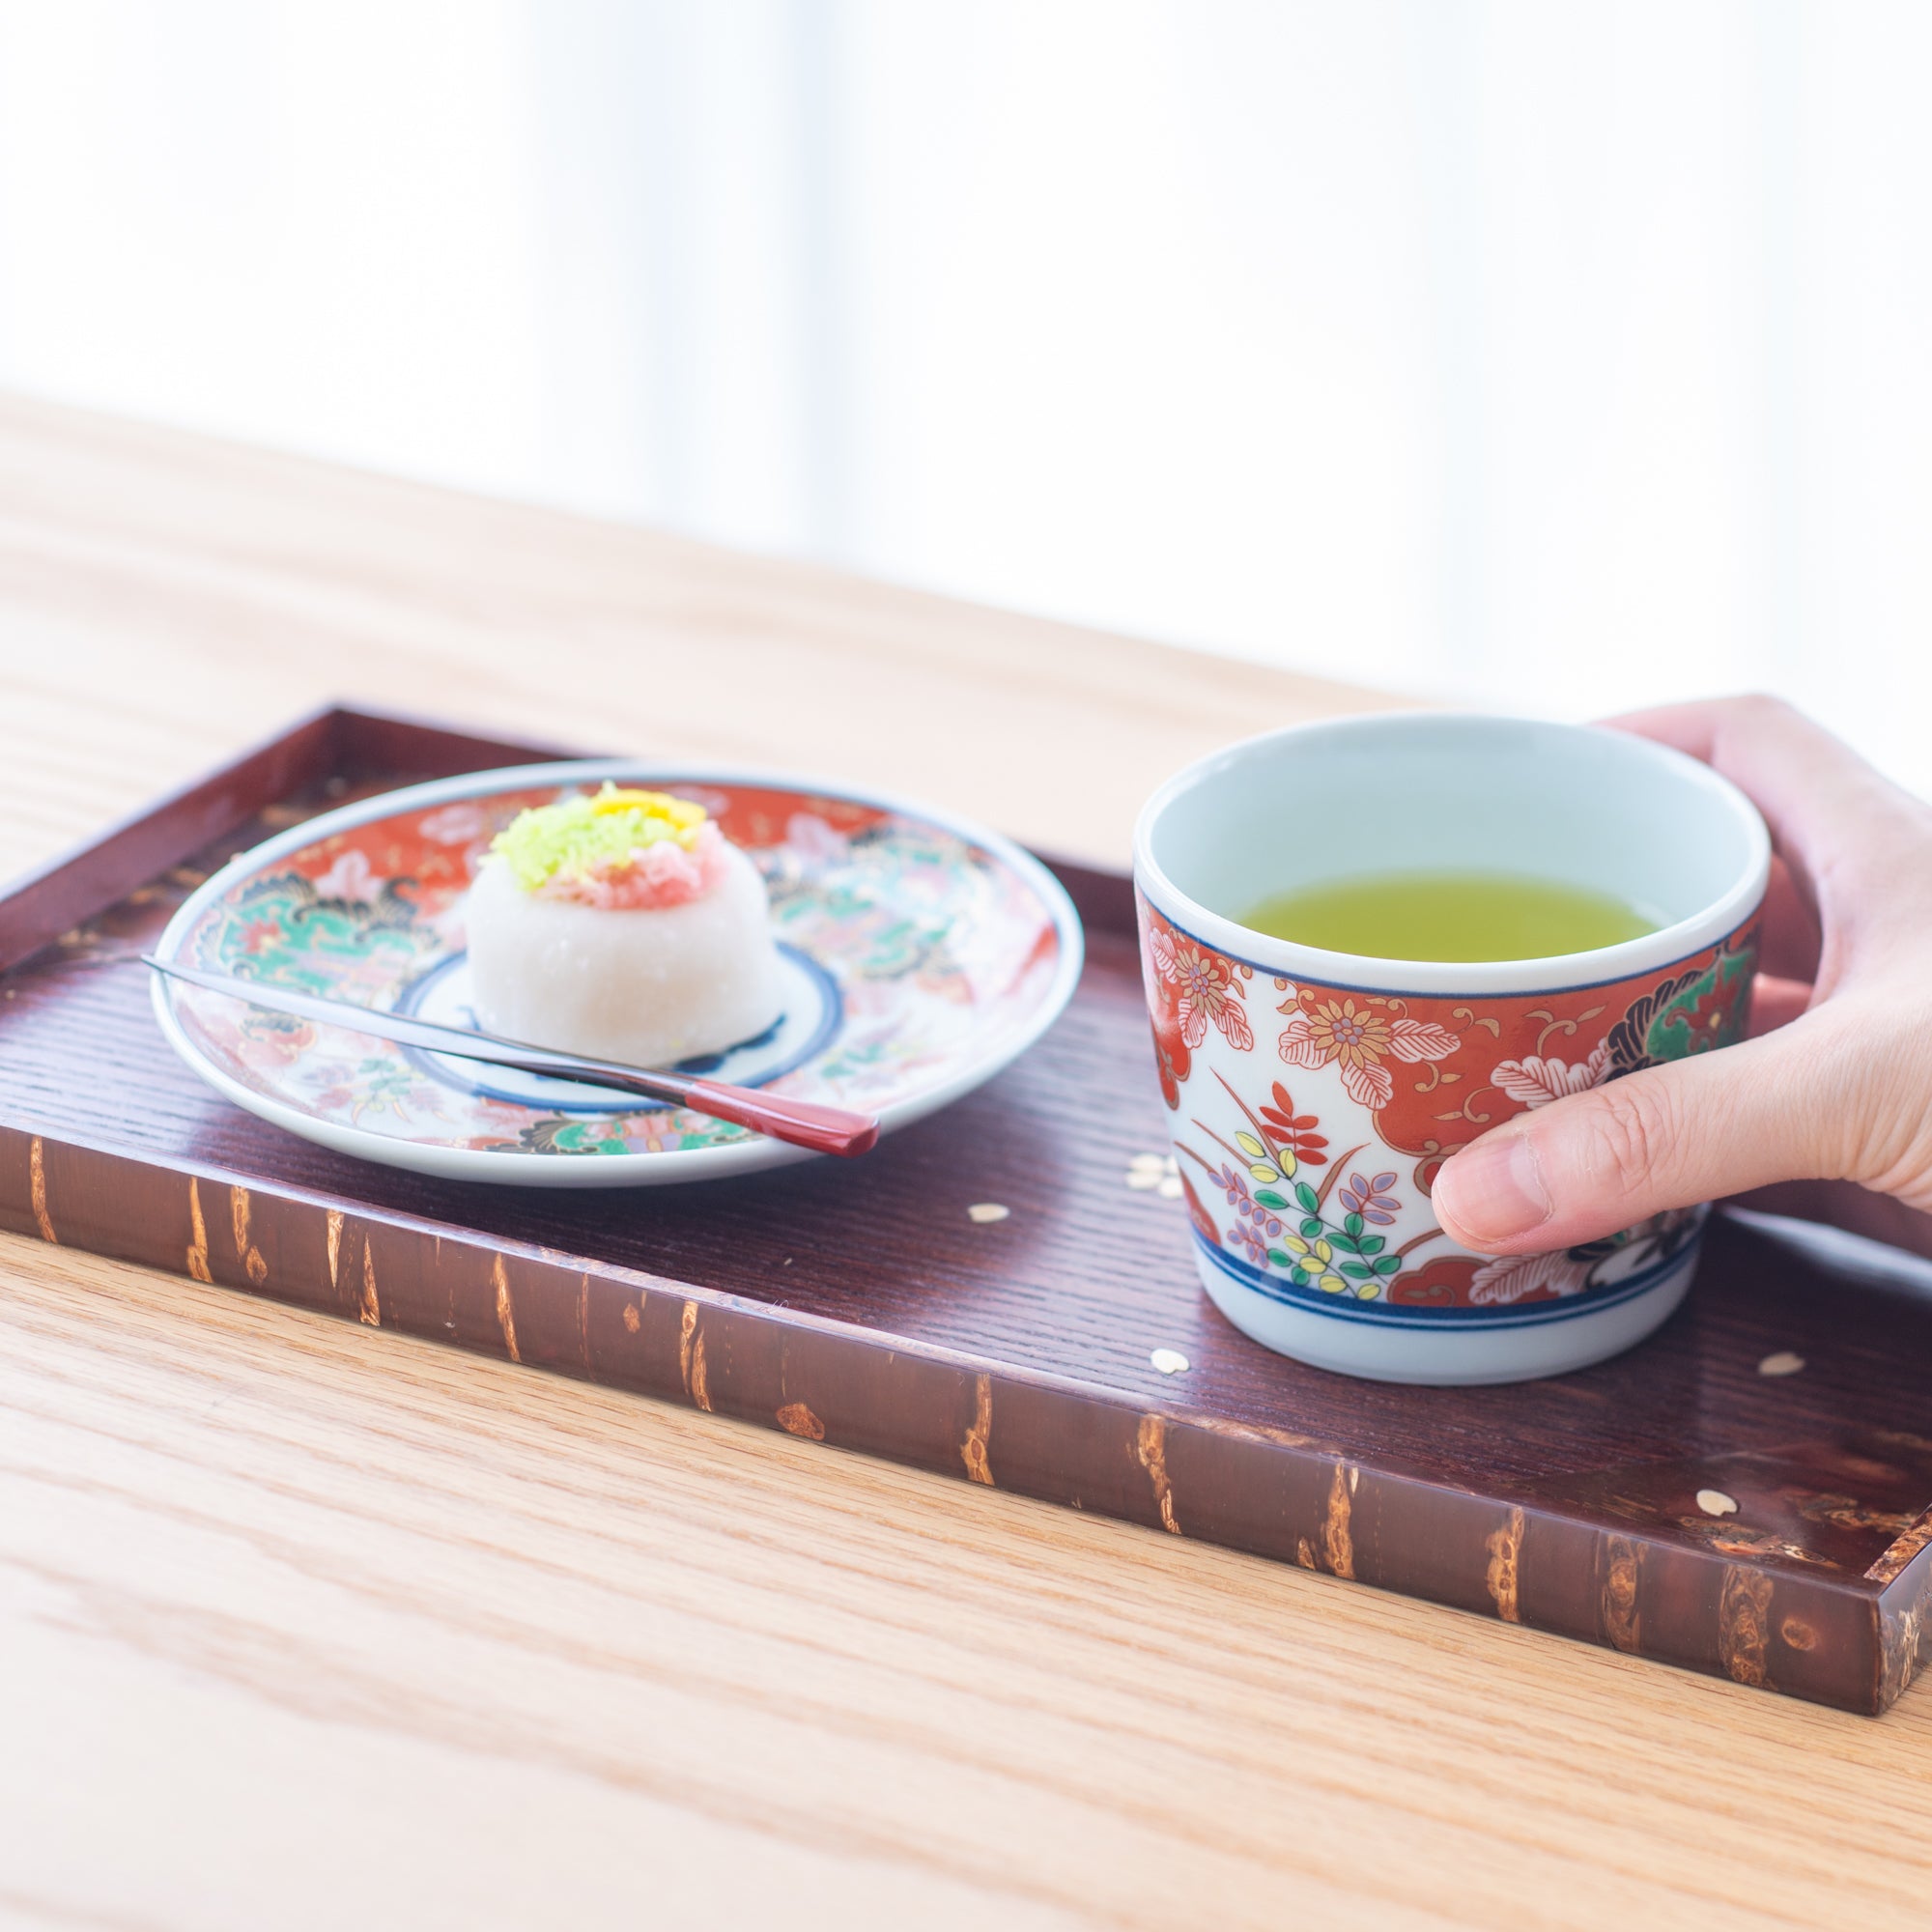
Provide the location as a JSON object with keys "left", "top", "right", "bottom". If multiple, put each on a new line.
{"left": 0, "top": 2, "right": 1926, "bottom": 782}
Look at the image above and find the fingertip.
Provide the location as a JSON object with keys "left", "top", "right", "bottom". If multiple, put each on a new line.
{"left": 1596, "top": 701, "right": 1723, "bottom": 761}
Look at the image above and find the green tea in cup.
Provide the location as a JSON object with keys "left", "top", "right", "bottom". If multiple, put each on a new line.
{"left": 1243, "top": 868, "right": 1658, "bottom": 963}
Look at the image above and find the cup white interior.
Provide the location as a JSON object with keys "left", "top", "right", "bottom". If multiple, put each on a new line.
{"left": 1135, "top": 714, "right": 1771, "bottom": 995}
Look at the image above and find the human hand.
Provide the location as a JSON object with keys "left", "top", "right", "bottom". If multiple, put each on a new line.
{"left": 1431, "top": 695, "right": 1932, "bottom": 1261}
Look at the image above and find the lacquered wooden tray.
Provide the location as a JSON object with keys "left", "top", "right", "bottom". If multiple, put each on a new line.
{"left": 3, "top": 706, "right": 1928, "bottom": 1715}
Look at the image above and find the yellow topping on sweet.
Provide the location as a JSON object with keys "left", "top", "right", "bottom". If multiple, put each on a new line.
{"left": 491, "top": 784, "right": 710, "bottom": 892}
{"left": 589, "top": 786, "right": 707, "bottom": 830}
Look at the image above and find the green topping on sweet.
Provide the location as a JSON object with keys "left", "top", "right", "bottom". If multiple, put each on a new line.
{"left": 491, "top": 785, "right": 709, "bottom": 892}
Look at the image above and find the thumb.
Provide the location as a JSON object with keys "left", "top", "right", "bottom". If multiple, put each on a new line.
{"left": 1430, "top": 1023, "right": 1835, "bottom": 1254}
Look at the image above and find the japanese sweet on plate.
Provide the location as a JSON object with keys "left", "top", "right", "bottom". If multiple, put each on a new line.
{"left": 466, "top": 784, "right": 783, "bottom": 1066}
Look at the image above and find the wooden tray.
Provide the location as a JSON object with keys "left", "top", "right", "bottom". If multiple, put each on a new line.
{"left": 3, "top": 705, "right": 1929, "bottom": 1716}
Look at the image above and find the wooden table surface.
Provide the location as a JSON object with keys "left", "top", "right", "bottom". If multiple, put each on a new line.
{"left": 0, "top": 393, "right": 1926, "bottom": 1931}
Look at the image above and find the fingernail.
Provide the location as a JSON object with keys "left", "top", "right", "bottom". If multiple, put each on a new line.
{"left": 1436, "top": 1132, "right": 1553, "bottom": 1248}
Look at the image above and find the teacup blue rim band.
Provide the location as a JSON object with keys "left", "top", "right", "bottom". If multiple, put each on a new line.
{"left": 1195, "top": 1227, "right": 1700, "bottom": 1329}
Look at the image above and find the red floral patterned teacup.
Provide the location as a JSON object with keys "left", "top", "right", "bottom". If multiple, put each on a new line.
{"left": 1132, "top": 714, "right": 1770, "bottom": 1384}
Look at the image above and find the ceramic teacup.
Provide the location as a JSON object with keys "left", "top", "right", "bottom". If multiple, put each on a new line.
{"left": 1132, "top": 714, "right": 1771, "bottom": 1384}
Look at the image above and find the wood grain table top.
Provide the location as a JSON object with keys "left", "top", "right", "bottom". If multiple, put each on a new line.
{"left": 0, "top": 392, "right": 1926, "bottom": 1930}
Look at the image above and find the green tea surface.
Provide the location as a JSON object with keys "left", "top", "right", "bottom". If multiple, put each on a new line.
{"left": 1242, "top": 868, "right": 1658, "bottom": 963}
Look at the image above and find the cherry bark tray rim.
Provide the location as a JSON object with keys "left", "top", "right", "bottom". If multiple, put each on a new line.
{"left": 2, "top": 703, "right": 1928, "bottom": 1718}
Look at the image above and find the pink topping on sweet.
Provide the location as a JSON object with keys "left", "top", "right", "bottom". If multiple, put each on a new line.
{"left": 535, "top": 820, "right": 728, "bottom": 909}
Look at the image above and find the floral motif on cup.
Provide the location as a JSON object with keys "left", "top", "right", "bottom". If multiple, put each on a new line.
{"left": 1606, "top": 949, "right": 1758, "bottom": 1070}
{"left": 1174, "top": 1069, "right": 1421, "bottom": 1301}
{"left": 1137, "top": 891, "right": 1759, "bottom": 1311}
{"left": 1390, "top": 1208, "right": 1705, "bottom": 1310}
{"left": 1490, "top": 1043, "right": 1610, "bottom": 1108}
{"left": 1259, "top": 1085, "right": 1328, "bottom": 1167}
{"left": 1139, "top": 898, "right": 1259, "bottom": 1106}
{"left": 1337, "top": 1169, "right": 1399, "bottom": 1224}
{"left": 1277, "top": 995, "right": 1459, "bottom": 1107}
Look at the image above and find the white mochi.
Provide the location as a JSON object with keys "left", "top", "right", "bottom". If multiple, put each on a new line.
{"left": 464, "top": 844, "right": 784, "bottom": 1067}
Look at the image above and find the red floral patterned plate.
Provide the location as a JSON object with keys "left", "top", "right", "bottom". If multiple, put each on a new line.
{"left": 152, "top": 762, "right": 1083, "bottom": 1185}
